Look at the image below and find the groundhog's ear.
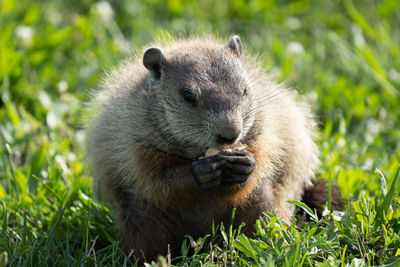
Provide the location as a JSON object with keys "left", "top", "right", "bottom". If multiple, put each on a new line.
{"left": 143, "top": 47, "right": 165, "bottom": 79}
{"left": 227, "top": 35, "right": 242, "bottom": 57}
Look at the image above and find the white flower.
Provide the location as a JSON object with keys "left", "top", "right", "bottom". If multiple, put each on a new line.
{"left": 15, "top": 25, "right": 34, "bottom": 48}
{"left": 39, "top": 92, "right": 52, "bottom": 108}
{"left": 57, "top": 80, "right": 68, "bottom": 93}
{"left": 287, "top": 42, "right": 304, "bottom": 55}
{"left": 46, "top": 110, "right": 58, "bottom": 129}
{"left": 94, "top": 1, "right": 114, "bottom": 21}
{"left": 286, "top": 17, "right": 301, "bottom": 30}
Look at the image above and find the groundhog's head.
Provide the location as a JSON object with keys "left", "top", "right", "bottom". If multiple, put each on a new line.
{"left": 143, "top": 36, "right": 256, "bottom": 158}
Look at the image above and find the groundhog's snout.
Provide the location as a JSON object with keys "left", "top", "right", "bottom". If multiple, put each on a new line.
{"left": 216, "top": 123, "right": 241, "bottom": 145}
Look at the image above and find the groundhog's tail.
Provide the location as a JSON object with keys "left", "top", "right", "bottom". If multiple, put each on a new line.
{"left": 300, "top": 179, "right": 343, "bottom": 217}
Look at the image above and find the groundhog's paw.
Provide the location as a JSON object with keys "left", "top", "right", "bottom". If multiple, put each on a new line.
{"left": 191, "top": 156, "right": 227, "bottom": 190}
{"left": 219, "top": 151, "right": 255, "bottom": 184}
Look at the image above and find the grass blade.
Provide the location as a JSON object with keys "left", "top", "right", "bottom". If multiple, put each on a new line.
{"left": 288, "top": 200, "right": 318, "bottom": 222}
{"left": 374, "top": 167, "right": 400, "bottom": 226}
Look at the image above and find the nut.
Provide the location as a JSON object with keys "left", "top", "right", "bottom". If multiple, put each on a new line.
{"left": 205, "top": 147, "right": 219, "bottom": 157}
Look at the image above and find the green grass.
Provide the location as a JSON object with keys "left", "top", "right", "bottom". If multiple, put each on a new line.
{"left": 1, "top": 0, "right": 400, "bottom": 266}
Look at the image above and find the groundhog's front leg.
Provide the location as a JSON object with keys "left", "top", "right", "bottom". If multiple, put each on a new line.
{"left": 191, "top": 151, "right": 255, "bottom": 190}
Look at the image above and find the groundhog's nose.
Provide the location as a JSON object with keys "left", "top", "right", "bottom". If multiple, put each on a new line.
{"left": 216, "top": 126, "right": 241, "bottom": 145}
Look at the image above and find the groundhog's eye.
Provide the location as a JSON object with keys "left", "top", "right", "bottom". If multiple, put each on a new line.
{"left": 243, "top": 87, "right": 248, "bottom": 96}
{"left": 181, "top": 90, "right": 196, "bottom": 104}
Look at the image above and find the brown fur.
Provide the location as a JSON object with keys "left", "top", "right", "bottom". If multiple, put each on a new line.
{"left": 86, "top": 36, "right": 338, "bottom": 262}
{"left": 301, "top": 179, "right": 343, "bottom": 217}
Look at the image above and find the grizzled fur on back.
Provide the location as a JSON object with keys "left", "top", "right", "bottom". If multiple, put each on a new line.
{"left": 87, "top": 36, "right": 322, "bottom": 262}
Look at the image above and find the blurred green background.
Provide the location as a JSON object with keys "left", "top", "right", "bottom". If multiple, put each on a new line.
{"left": 0, "top": 0, "right": 399, "bottom": 265}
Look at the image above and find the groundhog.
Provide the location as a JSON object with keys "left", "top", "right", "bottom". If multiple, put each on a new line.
{"left": 87, "top": 35, "right": 341, "bottom": 262}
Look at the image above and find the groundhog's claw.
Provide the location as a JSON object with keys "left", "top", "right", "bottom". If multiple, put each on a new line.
{"left": 191, "top": 156, "right": 226, "bottom": 190}
{"left": 191, "top": 151, "right": 255, "bottom": 188}
{"left": 219, "top": 150, "right": 255, "bottom": 184}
